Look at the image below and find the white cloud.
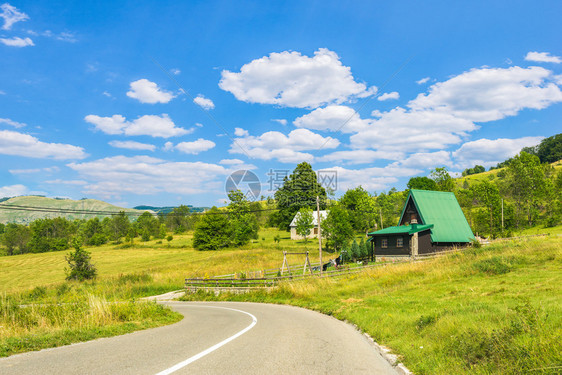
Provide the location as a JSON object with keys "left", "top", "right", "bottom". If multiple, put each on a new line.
{"left": 294, "top": 105, "right": 369, "bottom": 133}
{"left": 272, "top": 119, "right": 287, "bottom": 126}
{"left": 193, "top": 94, "right": 215, "bottom": 110}
{"left": 395, "top": 151, "right": 453, "bottom": 169}
{"left": 171, "top": 68, "right": 181, "bottom": 75}
{"left": 219, "top": 158, "right": 245, "bottom": 165}
{"left": 126, "top": 79, "right": 175, "bottom": 104}
{"left": 350, "top": 107, "right": 476, "bottom": 151}
{"left": 44, "top": 179, "right": 87, "bottom": 186}
{"left": 0, "top": 117, "right": 26, "bottom": 128}
{"left": 326, "top": 165, "right": 422, "bottom": 192}
{"left": 219, "top": 48, "right": 375, "bottom": 108}
{"left": 163, "top": 141, "right": 174, "bottom": 151}
{"left": 67, "top": 155, "right": 233, "bottom": 199}
{"left": 317, "top": 150, "right": 404, "bottom": 164}
{"left": 9, "top": 166, "right": 59, "bottom": 174}
{"left": 351, "top": 65, "right": 562, "bottom": 153}
{"left": 452, "top": 136, "right": 544, "bottom": 168}
{"left": 0, "top": 130, "right": 86, "bottom": 159}
{"left": 234, "top": 127, "right": 249, "bottom": 137}
{"left": 524, "top": 51, "right": 561, "bottom": 64}
{"left": 175, "top": 138, "right": 216, "bottom": 154}
{"left": 416, "top": 77, "right": 430, "bottom": 85}
{"left": 0, "top": 184, "right": 28, "bottom": 198}
{"left": 108, "top": 140, "right": 156, "bottom": 151}
{"left": 0, "top": 36, "right": 34, "bottom": 47}
{"left": 102, "top": 91, "right": 113, "bottom": 98}
{"left": 408, "top": 66, "right": 562, "bottom": 122}
{"left": 0, "top": 3, "right": 28, "bottom": 30}
{"left": 231, "top": 128, "right": 339, "bottom": 163}
{"left": 377, "top": 91, "right": 400, "bottom": 101}
{"left": 85, "top": 114, "right": 191, "bottom": 138}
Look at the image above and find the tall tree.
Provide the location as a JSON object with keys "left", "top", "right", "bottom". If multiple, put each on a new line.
{"left": 165, "top": 205, "right": 191, "bottom": 233}
{"left": 430, "top": 167, "right": 455, "bottom": 192}
{"left": 1, "top": 223, "right": 30, "bottom": 255}
{"left": 273, "top": 162, "right": 327, "bottom": 231}
{"left": 29, "top": 217, "right": 75, "bottom": 253}
{"left": 322, "top": 204, "right": 353, "bottom": 251}
{"left": 227, "top": 190, "right": 259, "bottom": 246}
{"left": 339, "top": 186, "right": 377, "bottom": 232}
{"left": 505, "top": 152, "right": 549, "bottom": 227}
{"left": 472, "top": 181, "right": 501, "bottom": 235}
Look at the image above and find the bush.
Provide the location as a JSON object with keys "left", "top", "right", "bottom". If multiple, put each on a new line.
{"left": 65, "top": 240, "right": 97, "bottom": 281}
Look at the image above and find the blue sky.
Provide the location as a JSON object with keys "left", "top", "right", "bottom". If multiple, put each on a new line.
{"left": 1, "top": 1, "right": 561, "bottom": 207}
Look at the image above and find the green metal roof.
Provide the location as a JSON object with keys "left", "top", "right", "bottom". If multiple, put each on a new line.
{"left": 400, "top": 189, "right": 474, "bottom": 243}
{"left": 368, "top": 223, "right": 433, "bottom": 236}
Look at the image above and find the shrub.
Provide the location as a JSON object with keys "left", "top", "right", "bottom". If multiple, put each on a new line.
{"left": 65, "top": 240, "right": 97, "bottom": 281}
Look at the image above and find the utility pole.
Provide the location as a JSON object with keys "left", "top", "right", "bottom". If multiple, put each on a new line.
{"left": 317, "top": 196, "right": 322, "bottom": 276}
{"left": 501, "top": 199, "right": 504, "bottom": 233}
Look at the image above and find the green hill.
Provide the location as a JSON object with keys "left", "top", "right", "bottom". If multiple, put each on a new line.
{"left": 0, "top": 196, "right": 146, "bottom": 224}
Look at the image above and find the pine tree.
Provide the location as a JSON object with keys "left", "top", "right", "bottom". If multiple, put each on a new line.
{"left": 65, "top": 239, "right": 97, "bottom": 281}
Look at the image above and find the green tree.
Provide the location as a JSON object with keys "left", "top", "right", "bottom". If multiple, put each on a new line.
{"left": 104, "top": 212, "right": 130, "bottom": 242}
{"left": 430, "top": 167, "right": 455, "bottom": 192}
{"left": 322, "top": 204, "right": 353, "bottom": 251}
{"left": 272, "top": 162, "right": 327, "bottom": 231}
{"left": 1, "top": 223, "right": 30, "bottom": 255}
{"left": 29, "top": 217, "right": 75, "bottom": 253}
{"left": 227, "top": 190, "right": 259, "bottom": 247}
{"left": 158, "top": 223, "right": 167, "bottom": 239}
{"left": 350, "top": 239, "right": 360, "bottom": 260}
{"left": 193, "top": 207, "right": 233, "bottom": 250}
{"left": 294, "top": 207, "right": 314, "bottom": 242}
{"left": 79, "top": 217, "right": 107, "bottom": 246}
{"left": 535, "top": 133, "right": 562, "bottom": 164}
{"left": 136, "top": 211, "right": 159, "bottom": 237}
{"left": 65, "top": 239, "right": 96, "bottom": 281}
{"left": 407, "top": 176, "right": 437, "bottom": 191}
{"left": 339, "top": 186, "right": 377, "bottom": 232}
{"left": 472, "top": 181, "right": 501, "bottom": 236}
{"left": 505, "top": 152, "right": 549, "bottom": 227}
{"left": 165, "top": 205, "right": 191, "bottom": 233}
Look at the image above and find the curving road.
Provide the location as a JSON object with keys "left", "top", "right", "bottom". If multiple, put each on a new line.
{"left": 0, "top": 302, "right": 398, "bottom": 374}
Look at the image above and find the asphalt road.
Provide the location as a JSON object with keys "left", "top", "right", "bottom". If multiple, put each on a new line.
{"left": 0, "top": 301, "right": 398, "bottom": 375}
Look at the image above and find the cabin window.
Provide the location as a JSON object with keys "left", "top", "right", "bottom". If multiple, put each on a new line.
{"left": 381, "top": 238, "right": 388, "bottom": 248}
{"left": 313, "top": 227, "right": 318, "bottom": 234}
{"left": 397, "top": 238, "right": 403, "bottom": 248}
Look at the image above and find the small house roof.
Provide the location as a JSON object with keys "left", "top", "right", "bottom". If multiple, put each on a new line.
{"left": 289, "top": 210, "right": 328, "bottom": 227}
{"left": 368, "top": 223, "right": 433, "bottom": 236}
{"left": 400, "top": 189, "right": 474, "bottom": 243}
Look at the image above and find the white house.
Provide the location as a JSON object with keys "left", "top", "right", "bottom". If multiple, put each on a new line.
{"left": 289, "top": 210, "right": 328, "bottom": 240}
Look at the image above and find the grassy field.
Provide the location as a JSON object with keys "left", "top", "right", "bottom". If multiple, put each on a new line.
{"left": 182, "top": 236, "right": 562, "bottom": 375}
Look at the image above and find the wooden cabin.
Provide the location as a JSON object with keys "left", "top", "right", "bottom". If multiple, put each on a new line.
{"left": 368, "top": 189, "right": 474, "bottom": 257}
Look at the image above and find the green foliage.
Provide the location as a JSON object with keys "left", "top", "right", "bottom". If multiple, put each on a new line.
{"left": 373, "top": 189, "right": 408, "bottom": 229}
{"left": 65, "top": 239, "right": 97, "bottom": 281}
{"left": 322, "top": 204, "right": 353, "bottom": 251}
{"left": 294, "top": 207, "right": 314, "bottom": 241}
{"left": 407, "top": 176, "right": 437, "bottom": 191}
{"left": 272, "top": 162, "right": 327, "bottom": 231}
{"left": 29, "top": 217, "right": 74, "bottom": 253}
{"left": 1, "top": 223, "right": 30, "bottom": 255}
{"left": 534, "top": 133, "right": 562, "bottom": 164}
{"left": 104, "top": 211, "right": 130, "bottom": 241}
{"left": 141, "top": 229, "right": 151, "bottom": 242}
{"left": 165, "top": 205, "right": 192, "bottom": 233}
{"left": 430, "top": 167, "right": 455, "bottom": 192}
{"left": 228, "top": 190, "right": 259, "bottom": 247}
{"left": 339, "top": 186, "right": 377, "bottom": 232}
{"left": 166, "top": 235, "right": 173, "bottom": 243}
{"left": 80, "top": 218, "right": 107, "bottom": 246}
{"left": 158, "top": 224, "right": 167, "bottom": 239}
{"left": 462, "top": 165, "right": 486, "bottom": 176}
{"left": 192, "top": 207, "right": 233, "bottom": 250}
{"left": 135, "top": 211, "right": 159, "bottom": 237}
{"left": 350, "top": 239, "right": 359, "bottom": 260}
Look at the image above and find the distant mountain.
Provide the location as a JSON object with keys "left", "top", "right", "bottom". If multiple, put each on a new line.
{"left": 0, "top": 196, "right": 146, "bottom": 224}
{"left": 133, "top": 205, "right": 209, "bottom": 214}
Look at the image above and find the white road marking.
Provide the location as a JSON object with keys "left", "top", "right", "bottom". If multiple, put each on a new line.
{"left": 154, "top": 305, "right": 258, "bottom": 375}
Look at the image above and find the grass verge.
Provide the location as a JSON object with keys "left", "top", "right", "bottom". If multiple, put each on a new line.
{"left": 181, "top": 236, "right": 562, "bottom": 375}
{"left": 0, "top": 294, "right": 182, "bottom": 357}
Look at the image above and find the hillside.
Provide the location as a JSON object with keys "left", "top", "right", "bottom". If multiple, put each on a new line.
{"left": 0, "top": 196, "right": 146, "bottom": 224}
